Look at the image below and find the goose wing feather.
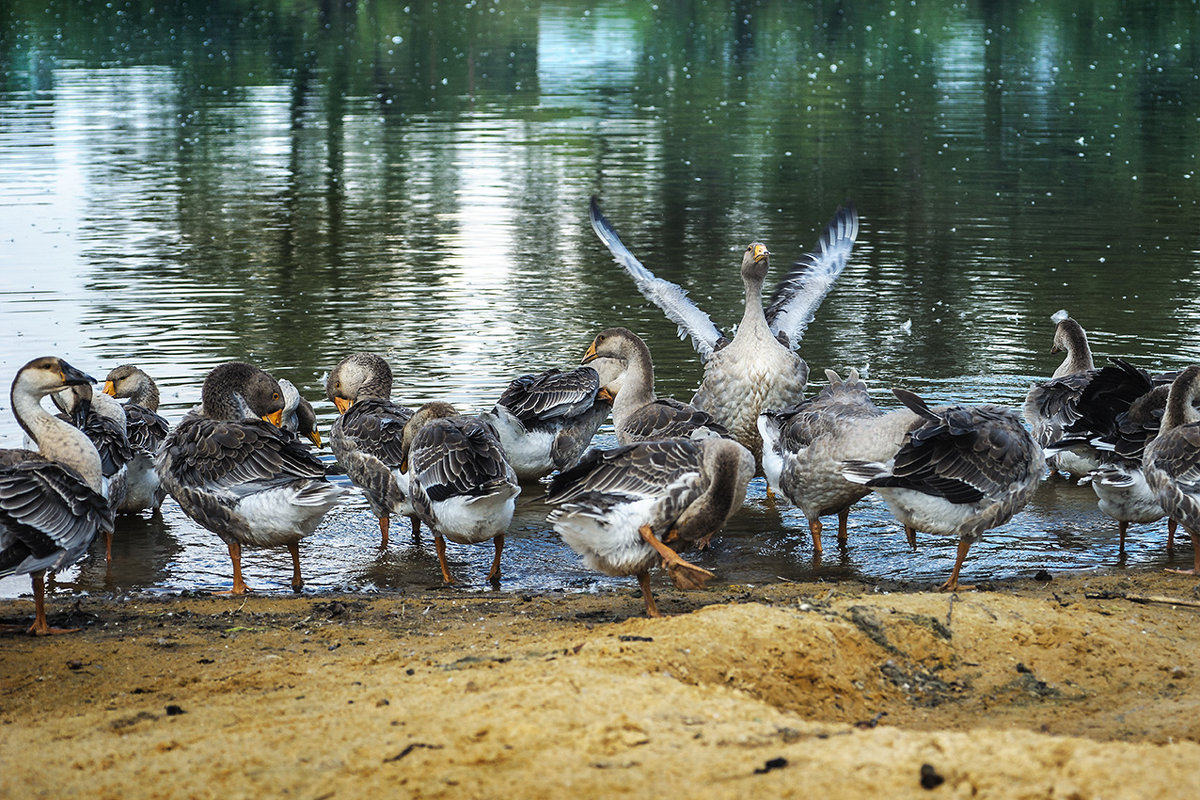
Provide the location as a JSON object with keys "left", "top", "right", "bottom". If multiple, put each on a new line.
{"left": 589, "top": 197, "right": 725, "bottom": 361}
{"left": 765, "top": 203, "right": 859, "bottom": 349}
{"left": 410, "top": 417, "right": 516, "bottom": 502}
{"left": 496, "top": 367, "right": 602, "bottom": 425}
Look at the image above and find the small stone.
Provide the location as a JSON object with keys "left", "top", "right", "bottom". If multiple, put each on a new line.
{"left": 165, "top": 705, "right": 186, "bottom": 716}
{"left": 920, "top": 763, "right": 945, "bottom": 789}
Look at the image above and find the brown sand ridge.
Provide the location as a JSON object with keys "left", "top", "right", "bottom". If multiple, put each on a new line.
{"left": 3, "top": 569, "right": 1200, "bottom": 798}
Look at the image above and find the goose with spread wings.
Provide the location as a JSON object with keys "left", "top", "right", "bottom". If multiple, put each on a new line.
{"left": 589, "top": 197, "right": 859, "bottom": 462}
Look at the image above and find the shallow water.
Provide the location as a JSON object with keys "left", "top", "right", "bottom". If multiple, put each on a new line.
{"left": 2, "top": 0, "right": 1199, "bottom": 600}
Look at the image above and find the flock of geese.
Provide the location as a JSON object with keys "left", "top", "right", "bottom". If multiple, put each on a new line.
{"left": 5, "top": 200, "right": 1200, "bottom": 631}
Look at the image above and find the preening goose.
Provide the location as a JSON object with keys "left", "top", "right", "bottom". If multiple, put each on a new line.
{"left": 157, "top": 362, "right": 345, "bottom": 593}
{"left": 842, "top": 390, "right": 1043, "bottom": 591}
{"left": 581, "top": 327, "right": 729, "bottom": 444}
{"left": 590, "top": 197, "right": 858, "bottom": 462}
{"left": 1, "top": 357, "right": 113, "bottom": 635}
{"left": 50, "top": 383, "right": 132, "bottom": 560}
{"left": 279, "top": 378, "right": 322, "bottom": 448}
{"left": 402, "top": 402, "right": 519, "bottom": 585}
{"left": 480, "top": 365, "right": 613, "bottom": 481}
{"left": 545, "top": 437, "right": 754, "bottom": 617}
{"left": 103, "top": 364, "right": 170, "bottom": 515}
{"left": 326, "top": 353, "right": 417, "bottom": 548}
{"left": 1023, "top": 312, "right": 1099, "bottom": 477}
{"left": 1143, "top": 366, "right": 1200, "bottom": 575}
{"left": 758, "top": 369, "right": 920, "bottom": 553}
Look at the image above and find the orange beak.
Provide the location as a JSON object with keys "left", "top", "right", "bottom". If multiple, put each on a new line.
{"left": 334, "top": 396, "right": 352, "bottom": 415}
{"left": 307, "top": 429, "right": 322, "bottom": 448}
{"left": 581, "top": 342, "right": 599, "bottom": 365}
{"left": 102, "top": 380, "right": 117, "bottom": 397}
{"left": 753, "top": 243, "right": 770, "bottom": 262}
{"left": 263, "top": 410, "right": 284, "bottom": 427}
{"left": 597, "top": 386, "right": 615, "bottom": 402}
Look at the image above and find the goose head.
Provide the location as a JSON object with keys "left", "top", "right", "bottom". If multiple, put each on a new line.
{"left": 740, "top": 242, "right": 771, "bottom": 285}
{"left": 582, "top": 328, "right": 652, "bottom": 398}
{"left": 326, "top": 352, "right": 394, "bottom": 414}
{"left": 400, "top": 401, "right": 458, "bottom": 470}
{"left": 104, "top": 364, "right": 160, "bottom": 411}
{"left": 1049, "top": 316, "right": 1094, "bottom": 376}
{"left": 201, "top": 362, "right": 285, "bottom": 425}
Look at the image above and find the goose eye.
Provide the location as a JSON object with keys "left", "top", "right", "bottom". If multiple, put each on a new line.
{"left": 273, "top": 392, "right": 280, "bottom": 401}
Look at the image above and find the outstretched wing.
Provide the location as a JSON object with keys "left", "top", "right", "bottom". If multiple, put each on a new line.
{"left": 589, "top": 197, "right": 725, "bottom": 361}
{"left": 766, "top": 203, "right": 859, "bottom": 350}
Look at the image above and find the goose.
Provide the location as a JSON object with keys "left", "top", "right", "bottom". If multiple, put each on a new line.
{"left": 49, "top": 383, "right": 132, "bottom": 560}
{"left": 758, "top": 369, "right": 920, "bottom": 553}
{"left": 325, "top": 352, "right": 417, "bottom": 548}
{"left": 1023, "top": 311, "right": 1099, "bottom": 477}
{"left": 480, "top": 365, "right": 613, "bottom": 481}
{"left": 1142, "top": 365, "right": 1200, "bottom": 575}
{"left": 545, "top": 437, "right": 754, "bottom": 617}
{"left": 103, "top": 364, "right": 171, "bottom": 515}
{"left": 1045, "top": 359, "right": 1177, "bottom": 552}
{"left": 401, "top": 402, "right": 519, "bottom": 584}
{"left": 581, "top": 327, "right": 729, "bottom": 444}
{"left": 842, "top": 390, "right": 1044, "bottom": 591}
{"left": 590, "top": 197, "right": 858, "bottom": 463}
{"left": 0, "top": 357, "right": 113, "bottom": 635}
{"left": 157, "top": 361, "right": 345, "bottom": 593}
{"left": 278, "top": 378, "right": 322, "bottom": 448}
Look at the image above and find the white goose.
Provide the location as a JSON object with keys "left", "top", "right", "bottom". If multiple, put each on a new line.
{"left": 581, "top": 327, "right": 729, "bottom": 444}
{"left": 103, "top": 364, "right": 171, "bottom": 515}
{"left": 157, "top": 361, "right": 345, "bottom": 593}
{"left": 402, "top": 402, "right": 519, "bottom": 585}
{"left": 1, "top": 357, "right": 113, "bottom": 635}
{"left": 842, "top": 390, "right": 1044, "bottom": 591}
{"left": 480, "top": 365, "right": 613, "bottom": 481}
{"left": 326, "top": 353, "right": 417, "bottom": 548}
{"left": 545, "top": 437, "right": 754, "bottom": 617}
{"left": 590, "top": 197, "right": 858, "bottom": 463}
{"left": 1023, "top": 311, "right": 1099, "bottom": 477}
{"left": 1143, "top": 365, "right": 1200, "bottom": 575}
{"left": 758, "top": 369, "right": 920, "bottom": 553}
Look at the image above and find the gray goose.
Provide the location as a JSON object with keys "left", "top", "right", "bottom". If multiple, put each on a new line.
{"left": 758, "top": 369, "right": 920, "bottom": 553}
{"left": 545, "top": 437, "right": 754, "bottom": 617}
{"left": 590, "top": 197, "right": 859, "bottom": 463}
{"left": 1143, "top": 365, "right": 1200, "bottom": 575}
{"left": 581, "top": 327, "right": 729, "bottom": 444}
{"left": 278, "top": 378, "right": 322, "bottom": 448}
{"left": 157, "top": 362, "right": 345, "bottom": 593}
{"left": 401, "top": 402, "right": 519, "bottom": 585}
{"left": 480, "top": 366, "right": 613, "bottom": 481}
{"left": 0, "top": 357, "right": 113, "bottom": 635}
{"left": 1023, "top": 312, "right": 1099, "bottom": 477}
{"left": 842, "top": 390, "right": 1044, "bottom": 591}
{"left": 103, "top": 364, "right": 171, "bottom": 515}
{"left": 326, "top": 353, "right": 417, "bottom": 548}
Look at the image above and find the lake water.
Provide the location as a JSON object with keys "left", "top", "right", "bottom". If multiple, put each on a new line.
{"left": 2, "top": 0, "right": 1198, "bottom": 601}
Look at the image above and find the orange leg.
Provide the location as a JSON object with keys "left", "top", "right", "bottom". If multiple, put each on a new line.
{"left": 905, "top": 526, "right": 918, "bottom": 549}
{"left": 379, "top": 515, "right": 390, "bottom": 549}
{"left": 27, "top": 571, "right": 81, "bottom": 636}
{"left": 486, "top": 535, "right": 504, "bottom": 584}
{"left": 638, "top": 525, "right": 715, "bottom": 590}
{"left": 288, "top": 542, "right": 303, "bottom": 593}
{"left": 637, "top": 572, "right": 661, "bottom": 618}
{"left": 1165, "top": 530, "right": 1200, "bottom": 576}
{"left": 936, "top": 539, "right": 975, "bottom": 592}
{"left": 1118, "top": 520, "right": 1129, "bottom": 553}
{"left": 105, "top": 530, "right": 113, "bottom": 563}
{"left": 213, "top": 541, "right": 251, "bottom": 595}
{"left": 837, "top": 508, "right": 850, "bottom": 546}
{"left": 1168, "top": 518, "right": 1178, "bottom": 551}
{"left": 434, "top": 534, "right": 457, "bottom": 584}
{"left": 809, "top": 519, "right": 824, "bottom": 554}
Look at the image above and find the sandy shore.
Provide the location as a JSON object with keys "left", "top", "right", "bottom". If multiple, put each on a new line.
{"left": 3, "top": 569, "right": 1200, "bottom": 799}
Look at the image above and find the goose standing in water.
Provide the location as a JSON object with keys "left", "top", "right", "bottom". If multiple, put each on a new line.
{"left": 842, "top": 390, "right": 1043, "bottom": 591}
{"left": 1143, "top": 366, "right": 1200, "bottom": 575}
{"left": 402, "top": 402, "right": 519, "bottom": 585}
{"left": 545, "top": 437, "right": 754, "bottom": 617}
{"left": 1, "top": 357, "right": 113, "bottom": 635}
{"left": 1023, "top": 312, "right": 1099, "bottom": 477}
{"left": 581, "top": 327, "right": 729, "bottom": 444}
{"left": 326, "top": 353, "right": 417, "bottom": 548}
{"left": 480, "top": 365, "right": 613, "bottom": 481}
{"left": 49, "top": 383, "right": 132, "bottom": 560}
{"left": 103, "top": 365, "right": 171, "bottom": 515}
{"left": 758, "top": 369, "right": 920, "bottom": 553}
{"left": 590, "top": 197, "right": 858, "bottom": 463}
{"left": 158, "top": 362, "right": 345, "bottom": 593}
{"left": 278, "top": 378, "right": 322, "bottom": 448}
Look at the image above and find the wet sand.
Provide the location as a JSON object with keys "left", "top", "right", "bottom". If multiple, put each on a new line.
{"left": 3, "top": 569, "right": 1200, "bottom": 799}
